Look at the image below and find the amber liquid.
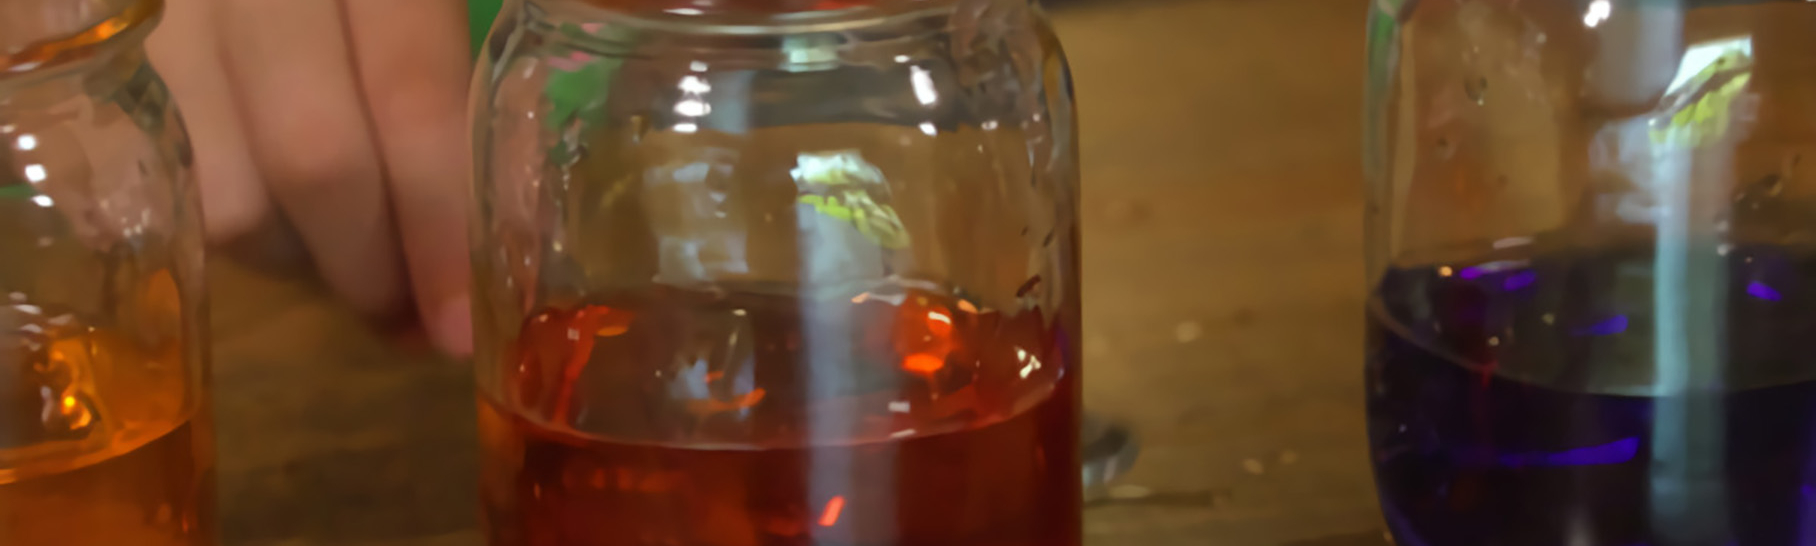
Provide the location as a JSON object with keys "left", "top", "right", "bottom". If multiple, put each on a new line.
{"left": 480, "top": 286, "right": 1081, "bottom": 546}
{"left": 0, "top": 299, "right": 213, "bottom": 546}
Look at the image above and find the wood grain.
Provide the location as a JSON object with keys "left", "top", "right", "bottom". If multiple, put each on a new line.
{"left": 1059, "top": 0, "right": 1378, "bottom": 544}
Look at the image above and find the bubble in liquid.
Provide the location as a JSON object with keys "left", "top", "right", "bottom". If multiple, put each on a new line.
{"left": 0, "top": 300, "right": 100, "bottom": 449}
{"left": 37, "top": 334, "right": 98, "bottom": 435}
{"left": 1464, "top": 76, "right": 1488, "bottom": 105}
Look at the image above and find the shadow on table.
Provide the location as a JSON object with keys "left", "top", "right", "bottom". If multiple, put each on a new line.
{"left": 209, "top": 257, "right": 481, "bottom": 546}
{"left": 1283, "top": 531, "right": 1393, "bottom": 546}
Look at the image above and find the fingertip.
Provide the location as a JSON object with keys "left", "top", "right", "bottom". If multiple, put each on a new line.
{"left": 198, "top": 185, "right": 271, "bottom": 244}
{"left": 431, "top": 293, "right": 475, "bottom": 358}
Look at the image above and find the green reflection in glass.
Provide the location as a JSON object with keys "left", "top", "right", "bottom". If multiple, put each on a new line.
{"left": 1651, "top": 36, "right": 1754, "bottom": 147}
{"left": 792, "top": 151, "right": 909, "bottom": 249}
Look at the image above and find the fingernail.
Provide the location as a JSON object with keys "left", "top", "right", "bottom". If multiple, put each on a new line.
{"left": 432, "top": 294, "right": 475, "bottom": 357}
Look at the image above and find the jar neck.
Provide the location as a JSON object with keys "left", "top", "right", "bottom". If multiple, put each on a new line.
{"left": 0, "top": 0, "right": 158, "bottom": 75}
{"left": 516, "top": 0, "right": 1040, "bottom": 49}
{"left": 538, "top": 0, "right": 945, "bottom": 16}
{"left": 518, "top": 0, "right": 1047, "bottom": 31}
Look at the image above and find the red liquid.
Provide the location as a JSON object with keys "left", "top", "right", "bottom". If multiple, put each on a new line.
{"left": 479, "top": 286, "right": 1081, "bottom": 546}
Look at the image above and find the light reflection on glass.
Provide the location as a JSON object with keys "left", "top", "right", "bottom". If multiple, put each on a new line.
{"left": 1458, "top": 260, "right": 1528, "bottom": 280}
{"left": 1652, "top": 36, "right": 1755, "bottom": 146}
{"left": 1573, "top": 315, "right": 1629, "bottom": 337}
{"left": 1583, "top": 0, "right": 1612, "bottom": 28}
{"left": 1490, "top": 437, "right": 1640, "bottom": 468}
{"left": 1493, "top": 236, "right": 1532, "bottom": 249}
{"left": 910, "top": 66, "right": 938, "bottom": 106}
{"left": 1502, "top": 270, "right": 1537, "bottom": 292}
{"left": 1746, "top": 281, "right": 1782, "bottom": 301}
{"left": 675, "top": 99, "right": 710, "bottom": 117}
{"left": 818, "top": 496, "right": 845, "bottom": 527}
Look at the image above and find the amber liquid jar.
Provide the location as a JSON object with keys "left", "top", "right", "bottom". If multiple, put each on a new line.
{"left": 0, "top": 0, "right": 215, "bottom": 544}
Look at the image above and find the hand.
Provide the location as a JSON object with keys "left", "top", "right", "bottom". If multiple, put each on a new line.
{"left": 147, "top": 0, "right": 475, "bottom": 355}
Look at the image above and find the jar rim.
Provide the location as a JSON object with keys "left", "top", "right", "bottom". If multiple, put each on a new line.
{"left": 529, "top": 0, "right": 961, "bottom": 37}
{"left": 0, "top": 0, "right": 159, "bottom": 77}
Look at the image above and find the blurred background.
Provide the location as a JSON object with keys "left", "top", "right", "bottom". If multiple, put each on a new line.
{"left": 207, "top": 0, "right": 1378, "bottom": 544}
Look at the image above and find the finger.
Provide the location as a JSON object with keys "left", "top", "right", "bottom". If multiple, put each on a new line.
{"left": 214, "top": 0, "right": 406, "bottom": 317}
{"left": 340, "top": 0, "right": 474, "bottom": 355}
{"left": 145, "top": 0, "right": 269, "bottom": 242}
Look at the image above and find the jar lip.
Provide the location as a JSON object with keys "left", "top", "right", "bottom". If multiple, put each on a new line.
{"left": 530, "top": 0, "right": 957, "bottom": 37}
{"left": 0, "top": 0, "right": 158, "bottom": 77}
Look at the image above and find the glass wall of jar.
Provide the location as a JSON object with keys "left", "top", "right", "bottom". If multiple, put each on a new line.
{"left": 470, "top": 0, "right": 1080, "bottom": 544}
{"left": 0, "top": 0, "right": 214, "bottom": 544}
{"left": 1366, "top": 1, "right": 1816, "bottom": 545}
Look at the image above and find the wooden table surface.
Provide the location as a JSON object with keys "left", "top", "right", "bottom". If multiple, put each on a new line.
{"left": 208, "top": 0, "right": 1382, "bottom": 544}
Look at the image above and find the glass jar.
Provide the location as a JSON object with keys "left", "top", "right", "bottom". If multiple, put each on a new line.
{"left": 1366, "top": 1, "right": 1816, "bottom": 545}
{"left": 469, "top": 0, "right": 1080, "bottom": 544}
{"left": 0, "top": 0, "right": 214, "bottom": 544}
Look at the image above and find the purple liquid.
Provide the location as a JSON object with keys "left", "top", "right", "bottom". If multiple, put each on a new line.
{"left": 1368, "top": 246, "right": 1816, "bottom": 546}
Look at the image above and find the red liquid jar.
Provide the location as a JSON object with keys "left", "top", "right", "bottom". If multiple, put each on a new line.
{"left": 470, "top": 1, "right": 1081, "bottom": 544}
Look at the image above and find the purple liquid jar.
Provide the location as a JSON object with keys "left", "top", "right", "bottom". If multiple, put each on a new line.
{"left": 1366, "top": 1, "right": 1816, "bottom": 544}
